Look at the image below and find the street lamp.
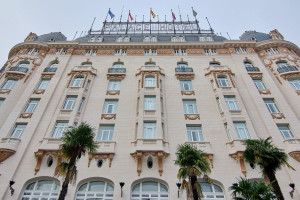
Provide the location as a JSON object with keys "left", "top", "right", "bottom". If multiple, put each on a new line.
{"left": 176, "top": 182, "right": 181, "bottom": 198}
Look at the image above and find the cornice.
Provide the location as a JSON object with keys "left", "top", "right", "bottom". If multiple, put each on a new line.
{"left": 255, "top": 40, "right": 300, "bottom": 55}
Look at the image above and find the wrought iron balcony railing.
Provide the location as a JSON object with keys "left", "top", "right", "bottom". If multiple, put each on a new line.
{"left": 108, "top": 68, "right": 126, "bottom": 73}
{"left": 9, "top": 66, "right": 28, "bottom": 73}
{"left": 175, "top": 67, "right": 193, "bottom": 73}
{"left": 246, "top": 66, "right": 260, "bottom": 72}
{"left": 277, "top": 65, "right": 299, "bottom": 74}
{"left": 43, "top": 67, "right": 57, "bottom": 73}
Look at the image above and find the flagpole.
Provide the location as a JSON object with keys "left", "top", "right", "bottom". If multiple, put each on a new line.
{"left": 150, "top": 8, "right": 152, "bottom": 35}
{"left": 178, "top": 5, "right": 183, "bottom": 34}
{"left": 192, "top": 7, "right": 200, "bottom": 34}
{"left": 142, "top": 15, "right": 144, "bottom": 35}
{"left": 171, "top": 9, "right": 176, "bottom": 34}
{"left": 117, "top": 5, "right": 124, "bottom": 35}
{"left": 134, "top": 15, "right": 136, "bottom": 35}
{"left": 206, "top": 17, "right": 213, "bottom": 33}
{"left": 102, "top": 9, "right": 110, "bottom": 34}
{"left": 89, "top": 17, "right": 96, "bottom": 34}
{"left": 126, "top": 10, "right": 130, "bottom": 34}
{"left": 157, "top": 15, "right": 159, "bottom": 34}
{"left": 187, "top": 15, "right": 192, "bottom": 34}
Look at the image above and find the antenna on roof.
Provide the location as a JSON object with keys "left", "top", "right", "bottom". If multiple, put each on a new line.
{"left": 178, "top": 5, "right": 182, "bottom": 22}
{"left": 205, "top": 17, "right": 213, "bottom": 32}
{"left": 120, "top": 5, "right": 124, "bottom": 22}
{"left": 79, "top": 31, "right": 83, "bottom": 38}
{"left": 226, "top": 32, "right": 232, "bottom": 40}
{"left": 89, "top": 17, "right": 96, "bottom": 34}
{"left": 72, "top": 31, "right": 78, "bottom": 41}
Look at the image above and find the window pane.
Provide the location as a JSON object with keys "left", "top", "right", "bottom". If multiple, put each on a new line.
{"left": 289, "top": 79, "right": 300, "bottom": 90}
{"left": 144, "top": 96, "right": 156, "bottom": 110}
{"left": 11, "top": 124, "right": 27, "bottom": 138}
{"left": 142, "top": 182, "right": 158, "bottom": 192}
{"left": 143, "top": 122, "right": 156, "bottom": 139}
{"left": 187, "top": 126, "right": 203, "bottom": 141}
{"left": 180, "top": 80, "right": 193, "bottom": 91}
{"left": 52, "top": 122, "right": 68, "bottom": 138}
{"left": 253, "top": 79, "right": 266, "bottom": 90}
{"left": 63, "top": 96, "right": 77, "bottom": 110}
{"left": 234, "top": 122, "right": 250, "bottom": 139}
{"left": 108, "top": 80, "right": 121, "bottom": 91}
{"left": 200, "top": 183, "right": 213, "bottom": 192}
{"left": 89, "top": 181, "right": 105, "bottom": 192}
{"left": 103, "top": 100, "right": 118, "bottom": 114}
{"left": 183, "top": 100, "right": 198, "bottom": 114}
{"left": 98, "top": 125, "right": 114, "bottom": 141}
{"left": 25, "top": 99, "right": 40, "bottom": 113}
{"left": 2, "top": 79, "right": 17, "bottom": 90}
{"left": 38, "top": 79, "right": 50, "bottom": 90}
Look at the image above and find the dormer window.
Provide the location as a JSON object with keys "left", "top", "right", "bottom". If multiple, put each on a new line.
{"left": 49, "top": 38, "right": 55, "bottom": 42}
{"left": 171, "top": 36, "right": 185, "bottom": 42}
{"left": 116, "top": 37, "right": 123, "bottom": 42}
{"left": 124, "top": 37, "right": 130, "bottom": 42}
{"left": 144, "top": 36, "right": 150, "bottom": 42}
{"left": 89, "top": 37, "right": 95, "bottom": 42}
{"left": 209, "top": 62, "right": 220, "bottom": 66}
{"left": 151, "top": 37, "right": 157, "bottom": 42}
{"left": 96, "top": 37, "right": 103, "bottom": 42}
{"left": 25, "top": 49, "right": 33, "bottom": 55}
{"left": 199, "top": 36, "right": 214, "bottom": 42}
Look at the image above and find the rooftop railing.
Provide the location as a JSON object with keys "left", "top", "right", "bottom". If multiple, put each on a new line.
{"left": 246, "top": 66, "right": 260, "bottom": 72}
{"left": 277, "top": 65, "right": 299, "bottom": 73}
{"left": 9, "top": 66, "right": 28, "bottom": 73}
{"left": 175, "top": 67, "right": 193, "bottom": 73}
{"left": 108, "top": 68, "right": 126, "bottom": 73}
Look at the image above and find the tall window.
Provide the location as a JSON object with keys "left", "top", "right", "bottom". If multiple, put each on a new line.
{"left": 25, "top": 99, "right": 40, "bottom": 113}
{"left": 234, "top": 122, "right": 250, "bottom": 139}
{"left": 288, "top": 79, "right": 300, "bottom": 90}
{"left": 78, "top": 98, "right": 85, "bottom": 112}
{"left": 63, "top": 96, "right": 77, "bottom": 110}
{"left": 144, "top": 96, "right": 156, "bottom": 110}
{"left": 264, "top": 99, "right": 280, "bottom": 113}
{"left": 224, "top": 123, "right": 232, "bottom": 141}
{"left": 37, "top": 79, "right": 50, "bottom": 90}
{"left": 199, "top": 182, "right": 225, "bottom": 200}
{"left": 131, "top": 181, "right": 168, "bottom": 200}
{"left": 182, "top": 100, "right": 198, "bottom": 114}
{"left": 108, "top": 80, "right": 121, "bottom": 91}
{"left": 187, "top": 126, "right": 204, "bottom": 142}
{"left": 103, "top": 100, "right": 118, "bottom": 114}
{"left": 180, "top": 80, "right": 193, "bottom": 91}
{"left": 253, "top": 79, "right": 266, "bottom": 90}
{"left": 11, "top": 124, "right": 27, "bottom": 138}
{"left": 224, "top": 96, "right": 239, "bottom": 111}
{"left": 278, "top": 125, "right": 294, "bottom": 139}
{"left": 97, "top": 125, "right": 114, "bottom": 141}
{"left": 72, "top": 76, "right": 84, "bottom": 87}
{"left": 217, "top": 76, "right": 230, "bottom": 87}
{"left": 145, "top": 76, "right": 156, "bottom": 87}
{"left": 1, "top": 79, "right": 17, "bottom": 90}
{"left": 143, "top": 122, "right": 156, "bottom": 139}
{"left": 52, "top": 122, "right": 68, "bottom": 138}
{"left": 21, "top": 180, "right": 60, "bottom": 200}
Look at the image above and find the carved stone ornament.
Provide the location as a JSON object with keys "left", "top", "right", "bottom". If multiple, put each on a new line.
{"left": 34, "top": 150, "right": 61, "bottom": 175}
{"left": 106, "top": 90, "right": 120, "bottom": 95}
{"left": 127, "top": 49, "right": 144, "bottom": 56}
{"left": 175, "top": 74, "right": 195, "bottom": 80}
{"left": 19, "top": 113, "right": 33, "bottom": 119}
{"left": 218, "top": 48, "right": 230, "bottom": 55}
{"left": 0, "top": 89, "right": 11, "bottom": 94}
{"left": 280, "top": 72, "right": 300, "bottom": 80}
{"left": 88, "top": 153, "right": 114, "bottom": 167}
{"left": 185, "top": 114, "right": 200, "bottom": 120}
{"left": 5, "top": 71, "right": 26, "bottom": 79}
{"left": 206, "top": 154, "right": 214, "bottom": 168}
{"left": 181, "top": 90, "right": 195, "bottom": 95}
{"left": 271, "top": 113, "right": 285, "bottom": 119}
{"left": 186, "top": 49, "right": 205, "bottom": 55}
{"left": 157, "top": 49, "right": 173, "bottom": 56}
{"left": 289, "top": 151, "right": 300, "bottom": 162}
{"left": 131, "top": 151, "right": 169, "bottom": 176}
{"left": 33, "top": 89, "right": 45, "bottom": 95}
{"left": 24, "top": 32, "right": 37, "bottom": 42}
{"left": 259, "top": 89, "right": 271, "bottom": 95}
{"left": 107, "top": 74, "right": 126, "bottom": 80}
{"left": 101, "top": 114, "right": 116, "bottom": 120}
{"left": 0, "top": 149, "right": 16, "bottom": 163}
{"left": 98, "top": 49, "right": 115, "bottom": 55}
{"left": 249, "top": 73, "right": 263, "bottom": 78}
{"left": 230, "top": 151, "right": 247, "bottom": 177}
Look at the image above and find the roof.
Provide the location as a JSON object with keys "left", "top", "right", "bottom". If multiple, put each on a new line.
{"left": 240, "top": 31, "right": 272, "bottom": 42}
{"left": 34, "top": 32, "right": 67, "bottom": 42}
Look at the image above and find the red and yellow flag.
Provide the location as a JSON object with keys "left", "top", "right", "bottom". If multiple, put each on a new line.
{"left": 151, "top": 10, "right": 156, "bottom": 18}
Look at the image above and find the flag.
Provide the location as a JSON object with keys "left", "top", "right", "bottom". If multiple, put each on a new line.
{"left": 151, "top": 10, "right": 156, "bottom": 18}
{"left": 129, "top": 12, "right": 134, "bottom": 21}
{"left": 108, "top": 10, "right": 115, "bottom": 19}
{"left": 192, "top": 8, "right": 197, "bottom": 17}
{"left": 172, "top": 11, "right": 176, "bottom": 21}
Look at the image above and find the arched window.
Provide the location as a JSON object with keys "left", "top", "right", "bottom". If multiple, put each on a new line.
{"left": 217, "top": 75, "right": 230, "bottom": 87}
{"left": 199, "top": 182, "right": 225, "bottom": 200}
{"left": 131, "top": 181, "right": 168, "bottom": 199}
{"left": 89, "top": 37, "right": 95, "bottom": 42}
{"left": 143, "top": 36, "right": 150, "bottom": 42}
{"left": 49, "top": 61, "right": 59, "bottom": 69}
{"left": 116, "top": 37, "right": 123, "bottom": 42}
{"left": 179, "top": 36, "right": 185, "bottom": 42}
{"left": 112, "top": 62, "right": 124, "bottom": 68}
{"left": 151, "top": 37, "right": 157, "bottom": 42}
{"left": 17, "top": 61, "right": 30, "bottom": 68}
{"left": 124, "top": 37, "right": 130, "bottom": 42}
{"left": 209, "top": 62, "right": 220, "bottom": 66}
{"left": 144, "top": 76, "right": 156, "bottom": 87}
{"left": 81, "top": 62, "right": 93, "bottom": 66}
{"left": 276, "top": 61, "right": 290, "bottom": 73}
{"left": 96, "top": 37, "right": 103, "bottom": 42}
{"left": 21, "top": 180, "right": 60, "bottom": 199}
{"left": 171, "top": 36, "right": 177, "bottom": 42}
{"left": 75, "top": 181, "right": 114, "bottom": 200}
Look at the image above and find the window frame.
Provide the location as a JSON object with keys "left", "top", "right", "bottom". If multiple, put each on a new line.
{"left": 217, "top": 76, "right": 230, "bottom": 87}
{"left": 144, "top": 76, "right": 156, "bottom": 87}
{"left": 144, "top": 96, "right": 156, "bottom": 110}
{"left": 108, "top": 80, "right": 121, "bottom": 91}
{"left": 183, "top": 100, "right": 198, "bottom": 114}
{"left": 72, "top": 76, "right": 84, "bottom": 87}
{"left": 264, "top": 99, "right": 280, "bottom": 113}
{"left": 224, "top": 96, "right": 239, "bottom": 111}
{"left": 24, "top": 99, "right": 40, "bottom": 113}
{"left": 180, "top": 80, "right": 193, "bottom": 91}
{"left": 1, "top": 79, "right": 17, "bottom": 90}
{"left": 97, "top": 125, "right": 114, "bottom": 141}
{"left": 143, "top": 122, "right": 157, "bottom": 139}
{"left": 253, "top": 79, "right": 267, "bottom": 90}
{"left": 187, "top": 126, "right": 204, "bottom": 142}
{"left": 62, "top": 96, "right": 77, "bottom": 110}
{"left": 11, "top": 124, "right": 27, "bottom": 138}
{"left": 278, "top": 125, "right": 294, "bottom": 139}
{"left": 234, "top": 122, "right": 250, "bottom": 139}
{"left": 52, "top": 122, "right": 68, "bottom": 138}
{"left": 103, "top": 100, "right": 118, "bottom": 114}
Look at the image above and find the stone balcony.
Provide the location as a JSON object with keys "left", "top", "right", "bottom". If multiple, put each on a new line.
{"left": 283, "top": 138, "right": 300, "bottom": 163}
{"left": 0, "top": 137, "right": 21, "bottom": 163}
{"left": 185, "top": 141, "right": 214, "bottom": 168}
{"left": 107, "top": 68, "right": 126, "bottom": 80}
{"left": 277, "top": 65, "right": 300, "bottom": 79}
{"left": 88, "top": 141, "right": 116, "bottom": 168}
{"left": 175, "top": 67, "right": 194, "bottom": 79}
{"left": 5, "top": 67, "right": 28, "bottom": 79}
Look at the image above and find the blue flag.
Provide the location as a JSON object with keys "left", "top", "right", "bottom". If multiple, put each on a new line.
{"left": 108, "top": 10, "right": 115, "bottom": 19}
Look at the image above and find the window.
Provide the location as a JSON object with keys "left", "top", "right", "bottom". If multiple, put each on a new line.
{"left": 76, "top": 181, "right": 114, "bottom": 200}
{"left": 112, "top": 63, "right": 123, "bottom": 68}
{"left": 216, "top": 97, "right": 223, "bottom": 112}
{"left": 63, "top": 96, "right": 77, "bottom": 110}
{"left": 21, "top": 180, "right": 60, "bottom": 200}
{"left": 224, "top": 96, "right": 239, "bottom": 111}
{"left": 54, "top": 49, "right": 61, "bottom": 55}
{"left": 217, "top": 76, "right": 230, "bottom": 87}
{"left": 85, "top": 50, "right": 91, "bottom": 56}
{"left": 89, "top": 37, "right": 95, "bottom": 42}
{"left": 266, "top": 49, "right": 273, "bottom": 55}
{"left": 49, "top": 62, "right": 58, "bottom": 69}
{"left": 151, "top": 37, "right": 157, "bottom": 42}
{"left": 177, "top": 63, "right": 188, "bottom": 69}
{"left": 180, "top": 80, "right": 193, "bottom": 91}
{"left": 17, "top": 61, "right": 30, "bottom": 68}
{"left": 225, "top": 123, "right": 232, "bottom": 141}
{"left": 235, "top": 48, "right": 241, "bottom": 54}
{"left": 32, "top": 49, "right": 39, "bottom": 56}
{"left": 144, "top": 96, "right": 156, "bottom": 110}
{"left": 276, "top": 61, "right": 290, "bottom": 72}
{"left": 209, "top": 62, "right": 220, "bottom": 66}
{"left": 122, "top": 50, "right": 127, "bottom": 55}
{"left": 131, "top": 181, "right": 168, "bottom": 200}
{"left": 145, "top": 76, "right": 156, "bottom": 87}
{"left": 116, "top": 37, "right": 123, "bottom": 42}
{"left": 1, "top": 79, "right": 17, "bottom": 90}
{"left": 38, "top": 79, "right": 50, "bottom": 90}
{"left": 52, "top": 122, "right": 68, "bottom": 138}
{"left": 143, "top": 122, "right": 156, "bottom": 139}
{"left": 253, "top": 79, "right": 266, "bottom": 90}
{"left": 144, "top": 36, "right": 150, "bottom": 42}
{"left": 278, "top": 125, "right": 294, "bottom": 139}
{"left": 25, "top": 99, "right": 40, "bottom": 113}
{"left": 183, "top": 100, "right": 198, "bottom": 114}
{"left": 187, "top": 126, "right": 204, "bottom": 142}
{"left": 124, "top": 37, "right": 130, "bottom": 42}
{"left": 72, "top": 76, "right": 84, "bottom": 87}
{"left": 26, "top": 49, "right": 33, "bottom": 54}
{"left": 181, "top": 49, "right": 187, "bottom": 55}
{"left": 288, "top": 79, "right": 300, "bottom": 90}
{"left": 108, "top": 80, "right": 121, "bottom": 91}
{"left": 61, "top": 49, "right": 67, "bottom": 55}
{"left": 92, "top": 50, "right": 97, "bottom": 56}
{"left": 96, "top": 37, "right": 103, "bottom": 42}
{"left": 11, "top": 124, "right": 27, "bottom": 138}
{"left": 174, "top": 49, "right": 180, "bottom": 55}
{"left": 242, "top": 48, "right": 248, "bottom": 54}
{"left": 144, "top": 50, "right": 150, "bottom": 56}
{"left": 244, "top": 62, "right": 254, "bottom": 69}
{"left": 97, "top": 125, "right": 114, "bottom": 141}
{"left": 234, "top": 122, "right": 250, "bottom": 139}
{"left": 152, "top": 50, "right": 157, "bottom": 55}
{"left": 82, "top": 62, "right": 92, "bottom": 66}
{"left": 114, "top": 50, "right": 120, "bottom": 55}
{"left": 199, "top": 182, "right": 225, "bottom": 200}
{"left": 211, "top": 49, "right": 217, "bottom": 55}
{"left": 0, "top": 99, "right": 4, "bottom": 106}
{"left": 78, "top": 98, "right": 85, "bottom": 112}
{"left": 264, "top": 99, "right": 280, "bottom": 113}
{"left": 273, "top": 48, "right": 280, "bottom": 54}
{"left": 103, "top": 100, "right": 118, "bottom": 114}
{"left": 204, "top": 49, "right": 210, "bottom": 55}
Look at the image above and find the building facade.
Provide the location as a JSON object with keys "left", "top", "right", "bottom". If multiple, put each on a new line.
{"left": 0, "top": 20, "right": 300, "bottom": 200}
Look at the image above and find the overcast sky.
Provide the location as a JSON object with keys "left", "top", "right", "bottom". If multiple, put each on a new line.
{"left": 0, "top": 0, "right": 299, "bottom": 66}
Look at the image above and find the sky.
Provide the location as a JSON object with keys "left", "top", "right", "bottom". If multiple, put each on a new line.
{"left": 0, "top": 0, "right": 299, "bottom": 66}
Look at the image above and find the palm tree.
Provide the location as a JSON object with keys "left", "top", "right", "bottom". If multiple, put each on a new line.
{"left": 175, "top": 144, "right": 211, "bottom": 200}
{"left": 243, "top": 137, "right": 294, "bottom": 200}
{"left": 54, "top": 122, "right": 98, "bottom": 200}
{"left": 229, "top": 177, "right": 276, "bottom": 200}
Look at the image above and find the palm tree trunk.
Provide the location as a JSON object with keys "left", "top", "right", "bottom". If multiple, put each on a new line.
{"left": 191, "top": 176, "right": 199, "bottom": 200}
{"left": 58, "top": 155, "right": 77, "bottom": 200}
{"left": 265, "top": 170, "right": 284, "bottom": 200}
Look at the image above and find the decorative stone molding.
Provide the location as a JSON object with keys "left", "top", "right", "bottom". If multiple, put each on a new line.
{"left": 67, "top": 66, "right": 97, "bottom": 88}
{"left": 271, "top": 113, "right": 285, "bottom": 119}
{"left": 0, "top": 149, "right": 15, "bottom": 163}
{"left": 101, "top": 114, "right": 116, "bottom": 120}
{"left": 205, "top": 66, "right": 236, "bottom": 88}
{"left": 5, "top": 71, "right": 26, "bottom": 79}
{"left": 33, "top": 89, "right": 45, "bottom": 95}
{"left": 34, "top": 150, "right": 61, "bottom": 175}
{"left": 230, "top": 151, "right": 247, "bottom": 177}
{"left": 157, "top": 49, "right": 173, "bottom": 56}
{"left": 258, "top": 89, "right": 271, "bottom": 95}
{"left": 131, "top": 151, "right": 169, "bottom": 176}
{"left": 99, "top": 49, "right": 115, "bottom": 55}
{"left": 24, "top": 32, "right": 37, "bottom": 42}
{"left": 218, "top": 48, "right": 230, "bottom": 55}
{"left": 175, "top": 73, "right": 195, "bottom": 80}
{"left": 72, "top": 49, "right": 85, "bottom": 55}
{"left": 107, "top": 74, "right": 126, "bottom": 80}
{"left": 280, "top": 71, "right": 300, "bottom": 80}
{"left": 136, "top": 66, "right": 165, "bottom": 88}
{"left": 186, "top": 49, "right": 204, "bottom": 55}
{"left": 181, "top": 90, "right": 195, "bottom": 95}
{"left": 127, "top": 49, "right": 144, "bottom": 56}
{"left": 88, "top": 153, "right": 114, "bottom": 167}
{"left": 184, "top": 114, "right": 200, "bottom": 120}
{"left": 0, "top": 89, "right": 11, "bottom": 94}
{"left": 106, "top": 90, "right": 120, "bottom": 95}
{"left": 19, "top": 113, "right": 33, "bottom": 119}
{"left": 289, "top": 151, "right": 300, "bottom": 162}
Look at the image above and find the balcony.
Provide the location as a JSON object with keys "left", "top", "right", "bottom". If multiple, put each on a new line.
{"left": 175, "top": 67, "right": 194, "bottom": 79}
{"left": 277, "top": 65, "right": 298, "bottom": 74}
{"left": 0, "top": 137, "right": 21, "bottom": 163}
{"left": 5, "top": 67, "right": 28, "bottom": 79}
{"left": 88, "top": 141, "right": 116, "bottom": 167}
{"left": 43, "top": 67, "right": 57, "bottom": 73}
{"left": 283, "top": 138, "right": 300, "bottom": 163}
{"left": 185, "top": 141, "right": 214, "bottom": 168}
{"left": 107, "top": 68, "right": 126, "bottom": 79}
{"left": 9, "top": 66, "right": 28, "bottom": 73}
{"left": 246, "top": 67, "right": 260, "bottom": 72}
